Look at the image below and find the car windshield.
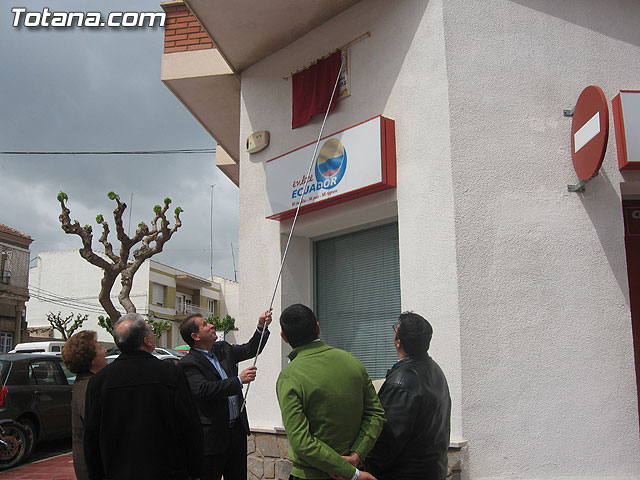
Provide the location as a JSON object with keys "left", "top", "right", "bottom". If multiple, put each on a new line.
{"left": 59, "top": 362, "right": 76, "bottom": 385}
{"left": 0, "top": 360, "right": 9, "bottom": 384}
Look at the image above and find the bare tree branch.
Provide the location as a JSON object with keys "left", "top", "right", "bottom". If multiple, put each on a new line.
{"left": 119, "top": 204, "right": 182, "bottom": 314}
{"left": 59, "top": 199, "right": 112, "bottom": 271}
{"left": 57, "top": 192, "right": 183, "bottom": 328}
{"left": 110, "top": 194, "right": 130, "bottom": 247}
{"left": 98, "top": 220, "right": 120, "bottom": 264}
{"left": 46, "top": 311, "right": 89, "bottom": 341}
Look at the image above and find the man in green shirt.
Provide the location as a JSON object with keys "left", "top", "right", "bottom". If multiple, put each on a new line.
{"left": 276, "top": 304, "right": 385, "bottom": 480}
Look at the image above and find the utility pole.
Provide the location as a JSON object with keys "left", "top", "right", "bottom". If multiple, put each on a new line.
{"left": 231, "top": 242, "right": 237, "bottom": 282}
{"left": 127, "top": 193, "right": 134, "bottom": 236}
{"left": 210, "top": 184, "right": 215, "bottom": 281}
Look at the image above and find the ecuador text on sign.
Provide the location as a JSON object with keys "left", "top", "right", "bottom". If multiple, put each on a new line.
{"left": 265, "top": 115, "right": 396, "bottom": 221}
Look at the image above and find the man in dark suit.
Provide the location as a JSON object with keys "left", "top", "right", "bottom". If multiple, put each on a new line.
{"left": 178, "top": 310, "right": 271, "bottom": 480}
{"left": 84, "top": 313, "right": 202, "bottom": 480}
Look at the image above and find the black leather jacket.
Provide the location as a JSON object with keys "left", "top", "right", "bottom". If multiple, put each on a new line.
{"left": 365, "top": 356, "right": 451, "bottom": 480}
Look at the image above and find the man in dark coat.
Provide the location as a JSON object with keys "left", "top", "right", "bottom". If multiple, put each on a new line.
{"left": 84, "top": 313, "right": 203, "bottom": 480}
{"left": 365, "top": 312, "right": 451, "bottom": 480}
{"left": 178, "top": 310, "right": 271, "bottom": 480}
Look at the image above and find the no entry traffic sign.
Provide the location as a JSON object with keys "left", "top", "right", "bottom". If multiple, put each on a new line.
{"left": 571, "top": 86, "right": 609, "bottom": 181}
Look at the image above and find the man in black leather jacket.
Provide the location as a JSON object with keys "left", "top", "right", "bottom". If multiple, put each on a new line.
{"left": 365, "top": 312, "right": 451, "bottom": 480}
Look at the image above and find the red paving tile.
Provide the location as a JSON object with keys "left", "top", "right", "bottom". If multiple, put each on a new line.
{"left": 0, "top": 452, "right": 76, "bottom": 480}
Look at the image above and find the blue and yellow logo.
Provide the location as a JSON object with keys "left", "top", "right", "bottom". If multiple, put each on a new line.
{"left": 291, "top": 138, "right": 348, "bottom": 200}
{"left": 315, "top": 138, "right": 347, "bottom": 186}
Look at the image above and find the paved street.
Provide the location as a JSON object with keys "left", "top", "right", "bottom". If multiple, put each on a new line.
{"left": 0, "top": 452, "right": 75, "bottom": 480}
{"left": 28, "top": 438, "right": 72, "bottom": 465}
{"left": 0, "top": 438, "right": 74, "bottom": 479}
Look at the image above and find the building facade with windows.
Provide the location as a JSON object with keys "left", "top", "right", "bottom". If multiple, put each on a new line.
{"left": 0, "top": 224, "right": 33, "bottom": 353}
{"left": 159, "top": 1, "right": 640, "bottom": 479}
{"left": 27, "top": 250, "right": 238, "bottom": 347}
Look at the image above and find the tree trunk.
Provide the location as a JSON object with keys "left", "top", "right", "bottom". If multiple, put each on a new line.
{"left": 99, "top": 272, "right": 121, "bottom": 323}
{"left": 118, "top": 268, "right": 137, "bottom": 314}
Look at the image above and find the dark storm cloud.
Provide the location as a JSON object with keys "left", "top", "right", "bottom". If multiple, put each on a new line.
{"left": 0, "top": 0, "right": 239, "bottom": 280}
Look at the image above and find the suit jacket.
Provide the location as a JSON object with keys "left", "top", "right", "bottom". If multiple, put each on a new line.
{"left": 84, "top": 351, "right": 203, "bottom": 480}
{"left": 179, "top": 328, "right": 270, "bottom": 455}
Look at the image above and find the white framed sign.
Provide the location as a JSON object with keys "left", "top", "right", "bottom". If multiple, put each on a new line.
{"left": 613, "top": 90, "right": 640, "bottom": 170}
{"left": 265, "top": 115, "right": 396, "bottom": 220}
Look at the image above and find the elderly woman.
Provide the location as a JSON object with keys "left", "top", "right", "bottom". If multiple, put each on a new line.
{"left": 61, "top": 331, "right": 107, "bottom": 480}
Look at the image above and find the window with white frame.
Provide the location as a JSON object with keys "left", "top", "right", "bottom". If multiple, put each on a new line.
{"left": 207, "top": 299, "right": 216, "bottom": 315}
{"left": 0, "top": 333, "right": 14, "bottom": 353}
{"left": 152, "top": 283, "right": 165, "bottom": 306}
{"left": 176, "top": 293, "right": 193, "bottom": 314}
{"left": 0, "top": 252, "right": 10, "bottom": 284}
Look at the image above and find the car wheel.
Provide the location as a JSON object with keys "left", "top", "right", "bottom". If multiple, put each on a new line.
{"left": 17, "top": 418, "right": 36, "bottom": 461}
{"left": 0, "top": 422, "right": 29, "bottom": 470}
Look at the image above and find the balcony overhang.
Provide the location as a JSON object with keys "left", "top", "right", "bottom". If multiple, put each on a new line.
{"left": 184, "top": 0, "right": 362, "bottom": 73}
{"left": 175, "top": 273, "right": 211, "bottom": 290}
{"left": 161, "top": 47, "right": 240, "bottom": 184}
{"left": 161, "top": 0, "right": 361, "bottom": 186}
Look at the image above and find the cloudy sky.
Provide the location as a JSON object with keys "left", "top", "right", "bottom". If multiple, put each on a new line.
{"left": 0, "top": 0, "right": 239, "bottom": 281}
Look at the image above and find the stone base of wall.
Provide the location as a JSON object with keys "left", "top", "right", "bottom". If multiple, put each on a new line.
{"left": 247, "top": 430, "right": 291, "bottom": 480}
{"left": 447, "top": 443, "right": 466, "bottom": 480}
{"left": 247, "top": 429, "right": 465, "bottom": 480}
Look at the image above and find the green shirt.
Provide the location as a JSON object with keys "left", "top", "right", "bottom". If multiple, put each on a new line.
{"left": 276, "top": 341, "right": 385, "bottom": 479}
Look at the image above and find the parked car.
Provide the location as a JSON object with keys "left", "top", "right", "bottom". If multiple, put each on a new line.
{"left": 9, "top": 341, "right": 66, "bottom": 355}
{"left": 0, "top": 353, "right": 73, "bottom": 469}
{"left": 153, "top": 347, "right": 186, "bottom": 359}
{"left": 106, "top": 347, "right": 184, "bottom": 364}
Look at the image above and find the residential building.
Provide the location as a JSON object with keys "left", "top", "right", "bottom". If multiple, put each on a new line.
{"left": 0, "top": 224, "right": 33, "bottom": 353}
{"left": 27, "top": 250, "right": 238, "bottom": 347}
{"left": 159, "top": 1, "right": 640, "bottom": 479}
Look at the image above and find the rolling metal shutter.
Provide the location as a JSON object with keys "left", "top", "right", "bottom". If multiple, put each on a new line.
{"left": 314, "top": 222, "right": 401, "bottom": 379}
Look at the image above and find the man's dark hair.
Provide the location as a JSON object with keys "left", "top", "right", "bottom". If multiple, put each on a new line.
{"left": 396, "top": 312, "right": 433, "bottom": 359}
{"left": 180, "top": 314, "right": 204, "bottom": 347}
{"left": 280, "top": 304, "right": 318, "bottom": 348}
{"left": 113, "top": 313, "right": 150, "bottom": 353}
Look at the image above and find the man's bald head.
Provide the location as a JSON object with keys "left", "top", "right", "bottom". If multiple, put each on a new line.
{"left": 113, "top": 313, "right": 154, "bottom": 353}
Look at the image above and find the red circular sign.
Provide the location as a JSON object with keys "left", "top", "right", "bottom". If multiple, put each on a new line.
{"left": 571, "top": 86, "right": 609, "bottom": 181}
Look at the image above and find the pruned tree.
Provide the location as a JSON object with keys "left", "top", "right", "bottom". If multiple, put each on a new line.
{"left": 147, "top": 316, "right": 172, "bottom": 341}
{"left": 97, "top": 315, "right": 113, "bottom": 335}
{"left": 57, "top": 191, "right": 183, "bottom": 323}
{"left": 207, "top": 314, "right": 236, "bottom": 333}
{"left": 46, "top": 311, "right": 88, "bottom": 341}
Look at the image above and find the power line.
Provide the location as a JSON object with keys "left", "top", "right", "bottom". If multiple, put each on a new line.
{"left": 29, "top": 285, "right": 146, "bottom": 315}
{"left": 0, "top": 148, "right": 216, "bottom": 156}
{"left": 30, "top": 285, "right": 146, "bottom": 303}
{"left": 29, "top": 293, "right": 105, "bottom": 314}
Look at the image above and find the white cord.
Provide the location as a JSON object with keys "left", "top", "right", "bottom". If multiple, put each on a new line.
{"left": 241, "top": 55, "right": 345, "bottom": 412}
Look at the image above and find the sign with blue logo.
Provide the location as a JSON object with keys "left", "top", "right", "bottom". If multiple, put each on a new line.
{"left": 265, "top": 115, "right": 396, "bottom": 220}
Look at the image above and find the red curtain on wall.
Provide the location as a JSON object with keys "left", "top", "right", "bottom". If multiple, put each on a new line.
{"left": 292, "top": 50, "right": 342, "bottom": 129}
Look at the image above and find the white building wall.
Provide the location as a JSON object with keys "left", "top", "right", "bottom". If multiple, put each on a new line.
{"left": 236, "top": 0, "right": 640, "bottom": 478}
{"left": 28, "top": 250, "right": 150, "bottom": 343}
{"left": 443, "top": 0, "right": 640, "bottom": 478}
{"left": 212, "top": 275, "right": 239, "bottom": 319}
{"left": 238, "top": 0, "right": 464, "bottom": 438}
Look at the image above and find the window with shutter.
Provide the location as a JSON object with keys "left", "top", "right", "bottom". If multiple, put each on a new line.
{"left": 314, "top": 222, "right": 401, "bottom": 380}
